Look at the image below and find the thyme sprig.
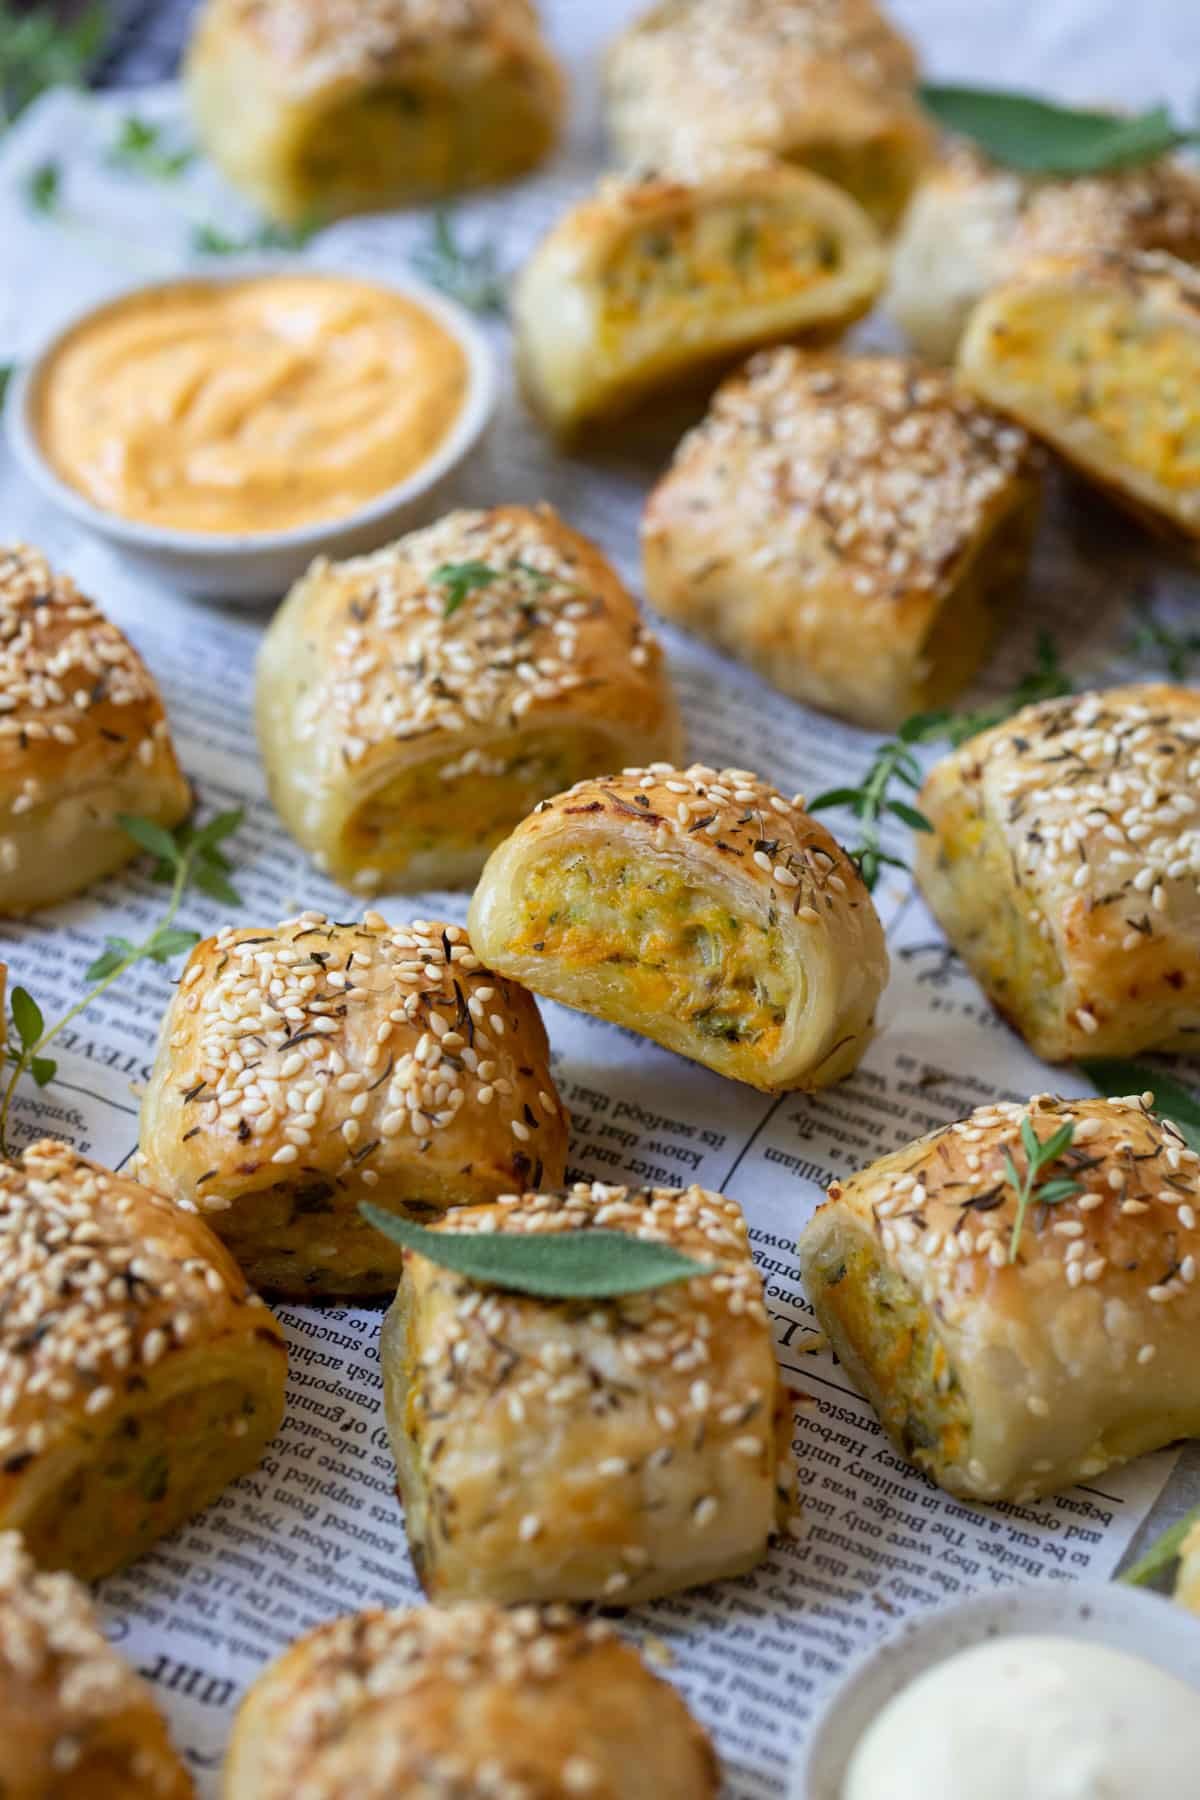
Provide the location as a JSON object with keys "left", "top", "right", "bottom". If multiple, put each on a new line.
{"left": 919, "top": 84, "right": 1195, "bottom": 176}
{"left": 0, "top": 1, "right": 105, "bottom": 134}
{"left": 0, "top": 808, "right": 243, "bottom": 1157}
{"left": 410, "top": 209, "right": 506, "bottom": 316}
{"left": 810, "top": 635, "right": 1071, "bottom": 890}
{"left": 191, "top": 215, "right": 321, "bottom": 256}
{"left": 360, "top": 1206, "right": 715, "bottom": 1298}
{"left": 1006, "top": 1115, "right": 1082, "bottom": 1262}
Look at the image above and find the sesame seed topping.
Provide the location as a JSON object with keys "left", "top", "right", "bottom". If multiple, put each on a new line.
{"left": 142, "top": 915, "right": 564, "bottom": 1228}
{"left": 646, "top": 351, "right": 1035, "bottom": 609}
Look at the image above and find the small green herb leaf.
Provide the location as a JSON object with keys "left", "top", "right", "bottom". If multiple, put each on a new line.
{"left": 918, "top": 84, "right": 1193, "bottom": 175}
{"left": 191, "top": 215, "right": 320, "bottom": 257}
{"left": 359, "top": 1206, "right": 716, "bottom": 1298}
{"left": 145, "top": 926, "right": 202, "bottom": 964}
{"left": 25, "top": 157, "right": 60, "bottom": 213}
{"left": 85, "top": 935, "right": 138, "bottom": 982}
{"left": 10, "top": 986, "right": 43, "bottom": 1050}
{"left": 434, "top": 560, "right": 500, "bottom": 618}
{"left": 110, "top": 114, "right": 194, "bottom": 180}
{"left": 888, "top": 800, "right": 935, "bottom": 832}
{"left": 1121, "top": 1501, "right": 1200, "bottom": 1588}
{"left": 1080, "top": 1059, "right": 1200, "bottom": 1153}
{"left": 191, "top": 862, "right": 242, "bottom": 908}
{"left": 29, "top": 1055, "right": 55, "bottom": 1088}
{"left": 117, "top": 813, "right": 182, "bottom": 868}
{"left": 1007, "top": 1113, "right": 1079, "bottom": 1261}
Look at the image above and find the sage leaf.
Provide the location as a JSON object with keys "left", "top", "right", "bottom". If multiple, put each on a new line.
{"left": 1080, "top": 1058, "right": 1200, "bottom": 1152}
{"left": 360, "top": 1205, "right": 716, "bottom": 1297}
{"left": 919, "top": 84, "right": 1193, "bottom": 175}
{"left": 1121, "top": 1500, "right": 1200, "bottom": 1588}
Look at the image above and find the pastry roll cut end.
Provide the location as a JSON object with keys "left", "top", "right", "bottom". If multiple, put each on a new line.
{"left": 800, "top": 1094, "right": 1200, "bottom": 1501}
{"left": 224, "top": 1601, "right": 719, "bottom": 1799}
{"left": 958, "top": 250, "right": 1200, "bottom": 549}
{"left": 469, "top": 762, "right": 887, "bottom": 1090}
{"left": 256, "top": 505, "right": 682, "bottom": 893}
{"left": 642, "top": 349, "right": 1042, "bottom": 730}
{"left": 515, "top": 156, "right": 885, "bottom": 439}
{"left": 917, "top": 684, "right": 1200, "bottom": 1062}
{"left": 138, "top": 913, "right": 568, "bottom": 1298}
{"left": 0, "top": 1141, "right": 286, "bottom": 1583}
{"left": 185, "top": 0, "right": 565, "bottom": 223}
{"left": 381, "top": 1182, "right": 795, "bottom": 1605}
{"left": 889, "top": 146, "right": 1200, "bottom": 365}
{"left": 604, "top": 0, "right": 933, "bottom": 231}
{"left": 0, "top": 544, "right": 190, "bottom": 914}
{"left": 0, "top": 1530, "right": 193, "bottom": 1796}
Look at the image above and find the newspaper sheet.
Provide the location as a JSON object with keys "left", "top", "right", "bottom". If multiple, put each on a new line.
{"left": 0, "top": 2, "right": 1196, "bottom": 1790}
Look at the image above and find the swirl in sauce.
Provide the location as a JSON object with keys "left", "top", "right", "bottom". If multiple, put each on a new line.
{"left": 35, "top": 274, "right": 469, "bottom": 535}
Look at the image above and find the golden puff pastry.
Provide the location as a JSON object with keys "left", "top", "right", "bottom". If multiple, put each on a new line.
{"left": 959, "top": 250, "right": 1200, "bottom": 550}
{"left": 137, "top": 913, "right": 568, "bottom": 1299}
{"left": 468, "top": 763, "right": 887, "bottom": 1092}
{"left": 256, "top": 505, "right": 682, "bottom": 894}
{"left": 917, "top": 685, "right": 1200, "bottom": 1063}
{"left": 642, "top": 350, "right": 1042, "bottom": 731}
{"left": 0, "top": 1530, "right": 192, "bottom": 1798}
{"left": 185, "top": 0, "right": 565, "bottom": 225}
{"left": 604, "top": 0, "right": 933, "bottom": 231}
{"left": 381, "top": 1183, "right": 795, "bottom": 1606}
{"left": 799, "top": 1092, "right": 1200, "bottom": 1503}
{"left": 0, "top": 1140, "right": 286, "bottom": 1583}
{"left": 889, "top": 144, "right": 1200, "bottom": 364}
{"left": 514, "top": 156, "right": 885, "bottom": 440}
{"left": 223, "top": 1602, "right": 719, "bottom": 1799}
{"left": 0, "top": 544, "right": 190, "bottom": 915}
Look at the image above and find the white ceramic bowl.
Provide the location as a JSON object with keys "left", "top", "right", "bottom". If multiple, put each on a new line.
{"left": 5, "top": 261, "right": 496, "bottom": 603}
{"left": 797, "top": 1582, "right": 1200, "bottom": 1800}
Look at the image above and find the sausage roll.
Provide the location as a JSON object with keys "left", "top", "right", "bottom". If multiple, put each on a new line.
{"left": 0, "top": 1530, "right": 192, "bottom": 1797}
{"left": 0, "top": 1140, "right": 286, "bottom": 1583}
{"left": 469, "top": 763, "right": 887, "bottom": 1092}
{"left": 889, "top": 145, "right": 1200, "bottom": 364}
{"left": 916, "top": 685, "right": 1200, "bottom": 1063}
{"left": 185, "top": 0, "right": 565, "bottom": 225}
{"left": 958, "top": 250, "right": 1200, "bottom": 551}
{"left": 137, "top": 913, "right": 568, "bottom": 1299}
{"left": 224, "top": 1602, "right": 719, "bottom": 1799}
{"left": 642, "top": 350, "right": 1042, "bottom": 731}
{"left": 0, "top": 544, "right": 190, "bottom": 915}
{"left": 256, "top": 505, "right": 682, "bottom": 894}
{"left": 381, "top": 1183, "right": 795, "bottom": 1605}
{"left": 604, "top": 0, "right": 933, "bottom": 232}
{"left": 514, "top": 156, "right": 884, "bottom": 440}
{"left": 799, "top": 1092, "right": 1200, "bottom": 1502}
